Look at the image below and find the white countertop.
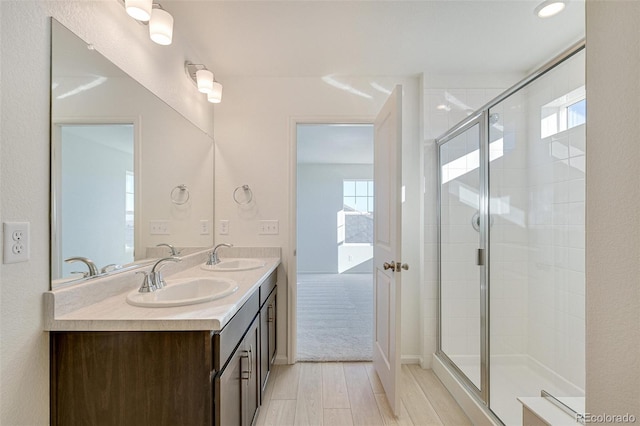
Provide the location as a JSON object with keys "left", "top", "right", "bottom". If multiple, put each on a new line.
{"left": 44, "top": 248, "right": 281, "bottom": 332}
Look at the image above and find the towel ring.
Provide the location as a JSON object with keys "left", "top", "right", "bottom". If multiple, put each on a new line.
{"left": 171, "top": 184, "right": 190, "bottom": 205}
{"left": 233, "top": 184, "right": 253, "bottom": 205}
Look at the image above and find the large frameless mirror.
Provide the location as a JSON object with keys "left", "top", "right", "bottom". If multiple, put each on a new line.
{"left": 50, "top": 19, "right": 214, "bottom": 288}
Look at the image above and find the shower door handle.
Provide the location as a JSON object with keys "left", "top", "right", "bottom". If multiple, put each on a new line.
{"left": 477, "top": 249, "right": 485, "bottom": 266}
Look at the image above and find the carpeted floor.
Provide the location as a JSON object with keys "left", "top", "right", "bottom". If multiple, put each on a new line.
{"left": 297, "top": 273, "right": 373, "bottom": 361}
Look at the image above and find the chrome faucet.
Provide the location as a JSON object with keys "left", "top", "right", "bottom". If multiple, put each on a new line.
{"left": 136, "top": 257, "right": 182, "bottom": 293}
{"left": 156, "top": 243, "right": 181, "bottom": 256}
{"left": 64, "top": 257, "right": 99, "bottom": 277}
{"left": 207, "top": 243, "right": 233, "bottom": 266}
{"left": 136, "top": 271, "right": 156, "bottom": 293}
{"left": 150, "top": 256, "right": 181, "bottom": 290}
{"left": 100, "top": 264, "right": 122, "bottom": 274}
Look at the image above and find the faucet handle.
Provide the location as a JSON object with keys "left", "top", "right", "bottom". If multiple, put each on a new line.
{"left": 136, "top": 271, "right": 156, "bottom": 293}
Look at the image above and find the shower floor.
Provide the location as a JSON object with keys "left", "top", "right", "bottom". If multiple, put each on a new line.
{"left": 449, "top": 355, "right": 584, "bottom": 425}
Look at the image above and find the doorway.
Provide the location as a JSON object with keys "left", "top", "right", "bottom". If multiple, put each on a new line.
{"left": 295, "top": 123, "right": 375, "bottom": 361}
{"left": 51, "top": 123, "right": 135, "bottom": 281}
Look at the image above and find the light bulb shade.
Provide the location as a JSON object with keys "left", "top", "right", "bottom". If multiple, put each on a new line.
{"left": 149, "top": 8, "right": 174, "bottom": 45}
{"left": 196, "top": 69, "right": 214, "bottom": 94}
{"left": 535, "top": 0, "right": 566, "bottom": 18}
{"left": 207, "top": 82, "right": 223, "bottom": 103}
{"left": 125, "top": 0, "right": 152, "bottom": 21}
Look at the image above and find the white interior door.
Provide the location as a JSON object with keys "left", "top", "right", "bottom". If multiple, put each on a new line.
{"left": 373, "top": 85, "right": 403, "bottom": 415}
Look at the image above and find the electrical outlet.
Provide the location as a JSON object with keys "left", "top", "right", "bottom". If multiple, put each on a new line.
{"left": 149, "top": 220, "right": 170, "bottom": 235}
{"left": 258, "top": 220, "right": 279, "bottom": 235}
{"left": 219, "top": 220, "right": 229, "bottom": 235}
{"left": 3, "top": 222, "right": 30, "bottom": 264}
{"left": 200, "top": 220, "right": 210, "bottom": 235}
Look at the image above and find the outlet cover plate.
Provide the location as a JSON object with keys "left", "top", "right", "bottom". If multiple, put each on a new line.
{"left": 3, "top": 222, "right": 30, "bottom": 264}
{"left": 258, "top": 220, "right": 279, "bottom": 235}
{"left": 149, "top": 220, "right": 170, "bottom": 235}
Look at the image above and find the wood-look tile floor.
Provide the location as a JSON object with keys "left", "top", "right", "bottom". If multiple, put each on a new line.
{"left": 256, "top": 363, "right": 471, "bottom": 426}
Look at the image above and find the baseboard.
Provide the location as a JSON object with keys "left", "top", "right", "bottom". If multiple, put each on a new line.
{"left": 401, "top": 355, "right": 423, "bottom": 364}
{"left": 274, "top": 354, "right": 289, "bottom": 365}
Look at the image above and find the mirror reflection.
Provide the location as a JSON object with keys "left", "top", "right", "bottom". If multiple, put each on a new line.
{"left": 51, "top": 20, "right": 214, "bottom": 287}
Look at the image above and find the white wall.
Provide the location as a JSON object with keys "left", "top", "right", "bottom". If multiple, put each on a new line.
{"left": 585, "top": 1, "right": 640, "bottom": 418}
{"left": 0, "top": 1, "right": 214, "bottom": 424}
{"left": 213, "top": 75, "right": 422, "bottom": 360}
{"left": 297, "top": 163, "right": 373, "bottom": 273}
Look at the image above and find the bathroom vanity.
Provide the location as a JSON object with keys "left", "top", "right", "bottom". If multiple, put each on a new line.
{"left": 45, "top": 249, "right": 279, "bottom": 426}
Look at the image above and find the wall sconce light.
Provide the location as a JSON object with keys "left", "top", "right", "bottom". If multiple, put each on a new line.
{"left": 125, "top": 0, "right": 152, "bottom": 21}
{"left": 149, "top": 5, "right": 174, "bottom": 45}
{"left": 186, "top": 62, "right": 224, "bottom": 104}
{"left": 123, "top": 1, "right": 174, "bottom": 46}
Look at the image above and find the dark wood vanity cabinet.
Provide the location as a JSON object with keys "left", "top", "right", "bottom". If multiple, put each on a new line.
{"left": 50, "top": 331, "right": 213, "bottom": 425}
{"left": 50, "top": 270, "right": 277, "bottom": 426}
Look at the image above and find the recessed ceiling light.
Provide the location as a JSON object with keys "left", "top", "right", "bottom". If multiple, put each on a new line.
{"left": 535, "top": 0, "right": 567, "bottom": 18}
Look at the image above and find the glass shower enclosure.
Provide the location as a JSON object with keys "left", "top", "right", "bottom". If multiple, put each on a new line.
{"left": 436, "top": 44, "right": 586, "bottom": 425}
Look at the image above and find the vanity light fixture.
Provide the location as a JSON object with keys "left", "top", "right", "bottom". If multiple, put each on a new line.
{"left": 207, "top": 82, "right": 223, "bottom": 104}
{"left": 534, "top": 0, "right": 567, "bottom": 18}
{"left": 196, "top": 69, "right": 214, "bottom": 94}
{"left": 149, "top": 4, "right": 174, "bottom": 45}
{"left": 122, "top": 1, "right": 174, "bottom": 46}
{"left": 185, "top": 62, "right": 224, "bottom": 104}
{"left": 125, "top": 0, "right": 152, "bottom": 21}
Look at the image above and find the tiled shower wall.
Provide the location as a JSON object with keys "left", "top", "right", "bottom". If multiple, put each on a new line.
{"left": 524, "top": 51, "right": 586, "bottom": 390}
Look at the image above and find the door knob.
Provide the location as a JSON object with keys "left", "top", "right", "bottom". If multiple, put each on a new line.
{"left": 383, "top": 262, "right": 409, "bottom": 272}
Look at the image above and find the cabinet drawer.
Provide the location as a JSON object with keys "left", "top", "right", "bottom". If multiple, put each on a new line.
{"left": 214, "top": 290, "right": 259, "bottom": 371}
{"left": 259, "top": 271, "right": 277, "bottom": 307}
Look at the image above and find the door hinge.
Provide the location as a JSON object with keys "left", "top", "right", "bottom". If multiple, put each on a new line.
{"left": 477, "top": 248, "right": 485, "bottom": 266}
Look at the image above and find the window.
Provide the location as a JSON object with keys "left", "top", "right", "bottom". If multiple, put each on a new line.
{"left": 567, "top": 98, "right": 586, "bottom": 128}
{"left": 540, "top": 86, "right": 586, "bottom": 139}
{"left": 342, "top": 179, "right": 374, "bottom": 244}
{"left": 125, "top": 171, "right": 134, "bottom": 251}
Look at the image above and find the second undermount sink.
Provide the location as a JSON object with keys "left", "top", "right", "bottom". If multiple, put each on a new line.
{"left": 201, "top": 258, "right": 266, "bottom": 272}
{"left": 126, "top": 277, "right": 238, "bottom": 308}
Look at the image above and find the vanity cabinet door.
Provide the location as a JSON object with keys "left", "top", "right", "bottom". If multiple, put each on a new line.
{"left": 216, "top": 347, "right": 242, "bottom": 426}
{"left": 243, "top": 318, "right": 260, "bottom": 426}
{"left": 267, "top": 289, "right": 277, "bottom": 365}
{"left": 259, "top": 288, "right": 277, "bottom": 398}
{"left": 215, "top": 316, "right": 260, "bottom": 426}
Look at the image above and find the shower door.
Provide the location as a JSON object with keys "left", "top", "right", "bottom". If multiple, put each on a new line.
{"left": 437, "top": 112, "right": 488, "bottom": 401}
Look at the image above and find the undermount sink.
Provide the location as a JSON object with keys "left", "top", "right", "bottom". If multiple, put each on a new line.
{"left": 201, "top": 258, "right": 266, "bottom": 272}
{"left": 126, "top": 277, "right": 238, "bottom": 308}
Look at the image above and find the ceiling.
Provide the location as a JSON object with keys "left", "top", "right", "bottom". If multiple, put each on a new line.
{"left": 167, "top": 0, "right": 585, "bottom": 79}
{"left": 297, "top": 124, "right": 374, "bottom": 164}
